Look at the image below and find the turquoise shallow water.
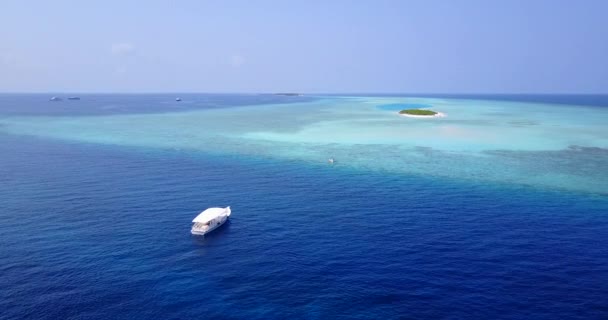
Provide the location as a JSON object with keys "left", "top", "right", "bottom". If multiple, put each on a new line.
{"left": 1, "top": 95, "right": 607, "bottom": 194}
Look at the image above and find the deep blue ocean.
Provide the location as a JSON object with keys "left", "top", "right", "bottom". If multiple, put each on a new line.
{"left": 1, "top": 94, "right": 607, "bottom": 319}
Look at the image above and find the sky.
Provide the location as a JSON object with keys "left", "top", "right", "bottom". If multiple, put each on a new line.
{"left": 1, "top": 0, "right": 607, "bottom": 93}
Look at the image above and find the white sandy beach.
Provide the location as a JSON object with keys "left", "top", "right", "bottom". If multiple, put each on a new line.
{"left": 399, "top": 112, "right": 446, "bottom": 118}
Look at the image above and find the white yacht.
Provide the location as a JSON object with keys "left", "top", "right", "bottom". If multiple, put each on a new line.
{"left": 191, "top": 206, "right": 231, "bottom": 236}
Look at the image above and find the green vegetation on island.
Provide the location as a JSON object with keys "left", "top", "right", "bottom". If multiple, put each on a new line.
{"left": 399, "top": 109, "right": 438, "bottom": 116}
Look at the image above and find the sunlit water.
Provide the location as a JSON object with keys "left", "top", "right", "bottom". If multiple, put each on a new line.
{"left": 1, "top": 94, "right": 607, "bottom": 319}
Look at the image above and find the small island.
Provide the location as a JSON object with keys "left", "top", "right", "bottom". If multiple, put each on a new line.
{"left": 274, "top": 93, "right": 303, "bottom": 96}
{"left": 399, "top": 109, "right": 437, "bottom": 116}
{"left": 399, "top": 109, "right": 445, "bottom": 118}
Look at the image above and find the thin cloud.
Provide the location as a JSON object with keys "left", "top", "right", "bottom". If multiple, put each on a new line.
{"left": 114, "top": 66, "right": 128, "bottom": 74}
{"left": 230, "top": 54, "right": 245, "bottom": 67}
{"left": 0, "top": 52, "right": 18, "bottom": 66}
{"left": 111, "top": 43, "right": 136, "bottom": 56}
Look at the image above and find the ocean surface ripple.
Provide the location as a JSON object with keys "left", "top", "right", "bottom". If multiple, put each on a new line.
{"left": 1, "top": 94, "right": 607, "bottom": 319}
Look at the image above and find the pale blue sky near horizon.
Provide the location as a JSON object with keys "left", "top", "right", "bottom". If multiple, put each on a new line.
{"left": 1, "top": 0, "right": 607, "bottom": 93}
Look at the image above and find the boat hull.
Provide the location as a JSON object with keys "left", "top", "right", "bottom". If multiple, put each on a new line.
{"left": 191, "top": 215, "right": 228, "bottom": 236}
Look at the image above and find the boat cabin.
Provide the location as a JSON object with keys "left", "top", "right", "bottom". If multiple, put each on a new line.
{"left": 191, "top": 206, "right": 231, "bottom": 235}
